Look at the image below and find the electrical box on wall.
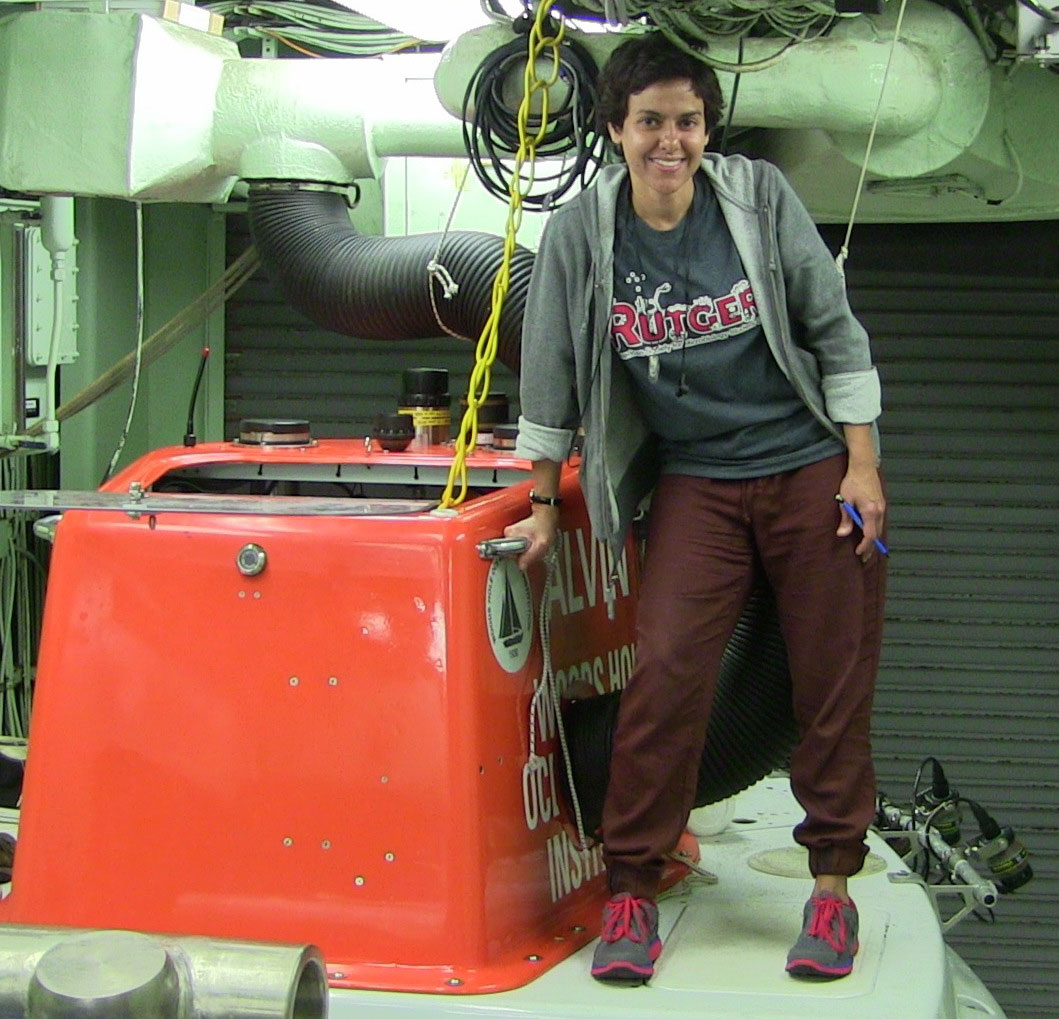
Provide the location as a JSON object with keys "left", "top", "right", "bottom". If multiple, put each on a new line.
{"left": 17, "top": 221, "right": 79, "bottom": 370}
{"left": 0, "top": 210, "right": 79, "bottom": 440}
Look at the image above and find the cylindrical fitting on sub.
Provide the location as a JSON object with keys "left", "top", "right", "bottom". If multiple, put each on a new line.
{"left": 491, "top": 423, "right": 518, "bottom": 452}
{"left": 459, "top": 392, "right": 509, "bottom": 444}
{"left": 397, "top": 368, "right": 450, "bottom": 448}
{"left": 372, "top": 412, "right": 415, "bottom": 452}
{"left": 0, "top": 926, "right": 327, "bottom": 1019}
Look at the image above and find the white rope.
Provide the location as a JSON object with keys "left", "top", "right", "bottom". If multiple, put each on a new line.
{"left": 425, "top": 260, "right": 459, "bottom": 300}
{"left": 427, "top": 161, "right": 473, "bottom": 341}
{"left": 835, "top": 0, "right": 911, "bottom": 277}
{"left": 102, "top": 202, "right": 146, "bottom": 481}
{"left": 525, "top": 546, "right": 592, "bottom": 852}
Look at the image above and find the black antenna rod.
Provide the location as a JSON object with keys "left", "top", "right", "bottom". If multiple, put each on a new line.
{"left": 184, "top": 347, "right": 211, "bottom": 447}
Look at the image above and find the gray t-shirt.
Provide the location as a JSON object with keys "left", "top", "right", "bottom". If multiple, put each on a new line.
{"left": 611, "top": 173, "right": 842, "bottom": 478}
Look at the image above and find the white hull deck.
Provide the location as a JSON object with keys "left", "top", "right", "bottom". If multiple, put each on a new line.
{"left": 0, "top": 772, "right": 1004, "bottom": 1019}
{"left": 324, "top": 778, "right": 1006, "bottom": 1019}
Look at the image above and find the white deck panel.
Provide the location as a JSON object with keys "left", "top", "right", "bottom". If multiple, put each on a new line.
{"left": 324, "top": 776, "right": 992, "bottom": 1019}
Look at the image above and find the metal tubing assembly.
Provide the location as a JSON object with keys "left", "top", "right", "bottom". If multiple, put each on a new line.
{"left": 0, "top": 927, "right": 328, "bottom": 1019}
{"left": 876, "top": 800, "right": 999, "bottom": 908}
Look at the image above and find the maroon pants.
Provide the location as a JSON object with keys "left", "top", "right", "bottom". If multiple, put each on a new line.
{"left": 602, "top": 454, "right": 887, "bottom": 898}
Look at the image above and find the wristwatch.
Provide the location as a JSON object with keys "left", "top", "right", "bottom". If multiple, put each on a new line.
{"left": 529, "top": 490, "right": 563, "bottom": 507}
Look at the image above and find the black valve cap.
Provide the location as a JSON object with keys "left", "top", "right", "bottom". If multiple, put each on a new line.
{"left": 373, "top": 413, "right": 415, "bottom": 452}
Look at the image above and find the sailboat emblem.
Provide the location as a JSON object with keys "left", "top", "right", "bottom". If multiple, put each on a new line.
{"left": 498, "top": 576, "right": 523, "bottom": 648}
{"left": 485, "top": 558, "right": 533, "bottom": 673}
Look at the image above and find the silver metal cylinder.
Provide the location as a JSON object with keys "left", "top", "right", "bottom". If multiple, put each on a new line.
{"left": 173, "top": 936, "right": 327, "bottom": 1019}
{"left": 0, "top": 926, "right": 328, "bottom": 1019}
{"left": 27, "top": 930, "right": 180, "bottom": 1018}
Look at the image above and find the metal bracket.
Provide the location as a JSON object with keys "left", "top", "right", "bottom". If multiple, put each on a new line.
{"left": 887, "top": 869, "right": 991, "bottom": 933}
{"left": 1017, "top": 1, "right": 1059, "bottom": 64}
{"left": 0, "top": 490, "right": 435, "bottom": 519}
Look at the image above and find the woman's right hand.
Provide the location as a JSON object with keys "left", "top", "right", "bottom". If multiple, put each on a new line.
{"left": 504, "top": 507, "right": 560, "bottom": 571}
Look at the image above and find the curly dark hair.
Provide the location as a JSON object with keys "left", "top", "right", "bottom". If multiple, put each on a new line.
{"left": 596, "top": 32, "right": 725, "bottom": 138}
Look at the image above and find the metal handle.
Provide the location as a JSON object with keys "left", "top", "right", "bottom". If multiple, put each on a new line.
{"left": 476, "top": 537, "right": 529, "bottom": 560}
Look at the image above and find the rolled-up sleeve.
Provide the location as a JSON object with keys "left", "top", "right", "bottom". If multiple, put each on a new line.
{"left": 514, "top": 417, "right": 575, "bottom": 462}
{"left": 822, "top": 367, "right": 881, "bottom": 425}
{"left": 771, "top": 165, "right": 881, "bottom": 426}
{"left": 513, "top": 209, "right": 584, "bottom": 461}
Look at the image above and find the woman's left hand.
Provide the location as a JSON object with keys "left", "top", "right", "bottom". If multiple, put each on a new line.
{"left": 837, "top": 462, "right": 886, "bottom": 562}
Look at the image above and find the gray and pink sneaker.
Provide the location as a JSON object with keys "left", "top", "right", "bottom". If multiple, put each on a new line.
{"left": 590, "top": 892, "right": 662, "bottom": 985}
{"left": 785, "top": 891, "right": 859, "bottom": 979}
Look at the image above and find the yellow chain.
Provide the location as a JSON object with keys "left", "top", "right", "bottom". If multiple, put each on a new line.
{"left": 439, "top": 0, "right": 564, "bottom": 508}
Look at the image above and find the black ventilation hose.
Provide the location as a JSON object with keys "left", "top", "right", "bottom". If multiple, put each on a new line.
{"left": 561, "top": 581, "right": 798, "bottom": 840}
{"left": 247, "top": 186, "right": 534, "bottom": 374}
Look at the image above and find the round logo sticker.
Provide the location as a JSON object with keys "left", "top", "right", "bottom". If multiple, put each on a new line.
{"left": 485, "top": 558, "right": 534, "bottom": 673}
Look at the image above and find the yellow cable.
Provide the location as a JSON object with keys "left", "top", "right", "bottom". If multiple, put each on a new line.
{"left": 440, "top": 1, "right": 562, "bottom": 508}
{"left": 262, "top": 30, "right": 324, "bottom": 57}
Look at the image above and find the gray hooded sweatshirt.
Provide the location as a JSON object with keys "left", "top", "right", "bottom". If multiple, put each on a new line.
{"left": 514, "top": 153, "right": 881, "bottom": 563}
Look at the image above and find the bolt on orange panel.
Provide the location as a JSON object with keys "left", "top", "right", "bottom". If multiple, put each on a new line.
{"left": 0, "top": 440, "right": 657, "bottom": 994}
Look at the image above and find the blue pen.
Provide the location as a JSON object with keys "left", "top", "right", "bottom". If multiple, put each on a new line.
{"left": 836, "top": 495, "right": 889, "bottom": 556}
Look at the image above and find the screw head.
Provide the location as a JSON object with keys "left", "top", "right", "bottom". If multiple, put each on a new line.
{"left": 354, "top": 876, "right": 365, "bottom": 886}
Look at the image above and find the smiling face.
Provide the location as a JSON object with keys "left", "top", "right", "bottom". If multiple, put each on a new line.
{"left": 607, "top": 79, "right": 709, "bottom": 224}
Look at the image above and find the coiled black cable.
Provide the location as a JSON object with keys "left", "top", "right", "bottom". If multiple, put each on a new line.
{"left": 461, "top": 26, "right": 606, "bottom": 210}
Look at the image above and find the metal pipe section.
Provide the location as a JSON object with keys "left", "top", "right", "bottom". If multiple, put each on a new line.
{"left": 437, "top": 4, "right": 954, "bottom": 136}
{"left": 212, "top": 46, "right": 467, "bottom": 175}
{"left": 437, "top": 0, "right": 990, "bottom": 178}
{"left": 0, "top": 1, "right": 990, "bottom": 200}
{"left": 0, "top": 10, "right": 238, "bottom": 202}
{"left": 0, "top": 926, "right": 328, "bottom": 1019}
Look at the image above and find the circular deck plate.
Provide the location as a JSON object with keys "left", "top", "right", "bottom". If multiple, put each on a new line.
{"left": 747, "top": 846, "right": 888, "bottom": 879}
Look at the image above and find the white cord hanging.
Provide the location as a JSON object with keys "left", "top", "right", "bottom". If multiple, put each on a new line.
{"left": 835, "top": 0, "right": 911, "bottom": 277}
{"left": 102, "top": 202, "right": 147, "bottom": 481}
{"left": 525, "top": 546, "right": 592, "bottom": 852}
{"left": 427, "top": 161, "right": 473, "bottom": 341}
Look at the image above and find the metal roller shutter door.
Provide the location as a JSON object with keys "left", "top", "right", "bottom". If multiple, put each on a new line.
{"left": 837, "top": 221, "right": 1058, "bottom": 1019}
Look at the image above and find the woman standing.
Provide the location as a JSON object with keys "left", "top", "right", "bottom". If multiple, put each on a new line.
{"left": 507, "top": 31, "right": 886, "bottom": 985}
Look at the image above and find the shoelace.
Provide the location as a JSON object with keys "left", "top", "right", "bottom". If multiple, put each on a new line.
{"left": 601, "top": 895, "right": 652, "bottom": 945}
{"left": 807, "top": 896, "right": 850, "bottom": 954}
